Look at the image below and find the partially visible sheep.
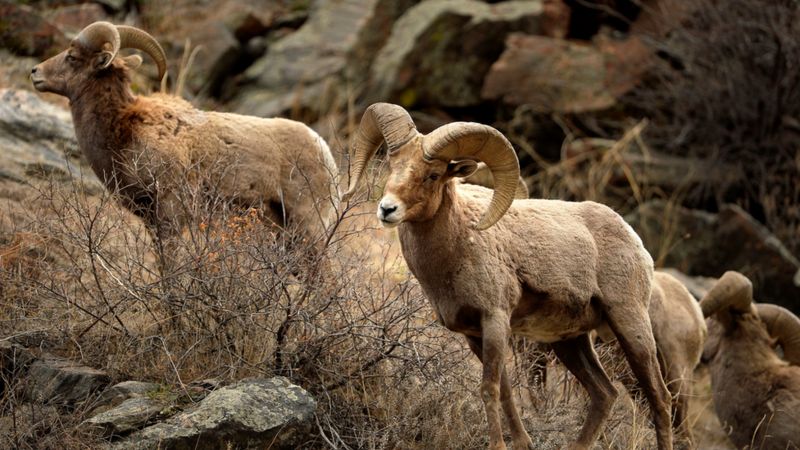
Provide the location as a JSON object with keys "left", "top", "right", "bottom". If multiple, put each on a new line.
{"left": 597, "top": 270, "right": 707, "bottom": 446}
{"left": 31, "top": 22, "right": 338, "bottom": 255}
{"left": 343, "top": 103, "right": 673, "bottom": 450}
{"left": 700, "top": 271, "right": 800, "bottom": 449}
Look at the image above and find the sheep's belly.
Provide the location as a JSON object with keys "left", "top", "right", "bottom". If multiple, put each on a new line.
{"left": 511, "top": 319, "right": 594, "bottom": 343}
{"left": 510, "top": 292, "right": 603, "bottom": 343}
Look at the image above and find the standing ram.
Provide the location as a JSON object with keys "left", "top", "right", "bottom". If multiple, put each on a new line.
{"left": 343, "top": 103, "right": 673, "bottom": 450}
{"left": 31, "top": 22, "right": 339, "bottom": 255}
{"left": 700, "top": 271, "right": 800, "bottom": 449}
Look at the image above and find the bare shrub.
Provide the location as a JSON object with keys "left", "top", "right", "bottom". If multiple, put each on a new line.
{"left": 623, "top": 0, "right": 800, "bottom": 253}
{"left": 0, "top": 147, "right": 673, "bottom": 448}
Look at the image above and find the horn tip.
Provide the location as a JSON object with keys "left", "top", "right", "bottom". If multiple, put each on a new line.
{"left": 473, "top": 217, "right": 497, "bottom": 231}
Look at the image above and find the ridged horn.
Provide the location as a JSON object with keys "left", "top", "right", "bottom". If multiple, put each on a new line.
{"left": 464, "top": 162, "right": 529, "bottom": 199}
{"left": 700, "top": 271, "right": 753, "bottom": 318}
{"left": 423, "top": 123, "right": 520, "bottom": 230}
{"left": 117, "top": 25, "right": 167, "bottom": 83}
{"left": 75, "top": 21, "right": 120, "bottom": 69}
{"left": 756, "top": 303, "right": 800, "bottom": 365}
{"left": 342, "top": 103, "right": 418, "bottom": 202}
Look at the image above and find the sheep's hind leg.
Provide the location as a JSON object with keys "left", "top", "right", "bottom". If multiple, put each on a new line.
{"left": 467, "top": 336, "right": 535, "bottom": 450}
{"left": 550, "top": 334, "right": 618, "bottom": 450}
{"left": 603, "top": 303, "right": 674, "bottom": 450}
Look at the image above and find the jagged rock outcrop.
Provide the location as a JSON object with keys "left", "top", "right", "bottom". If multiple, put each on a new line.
{"left": 231, "top": 0, "right": 418, "bottom": 119}
{"left": 482, "top": 33, "right": 652, "bottom": 113}
{"left": 113, "top": 377, "right": 316, "bottom": 450}
{"left": 22, "top": 355, "right": 110, "bottom": 408}
{"left": 0, "top": 88, "right": 99, "bottom": 189}
{"left": 87, "top": 397, "right": 166, "bottom": 436}
{"left": 92, "top": 381, "right": 162, "bottom": 413}
{"left": 370, "top": 0, "right": 543, "bottom": 108}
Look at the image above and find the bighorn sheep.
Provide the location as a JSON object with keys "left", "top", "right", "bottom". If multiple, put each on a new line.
{"left": 597, "top": 270, "right": 706, "bottom": 446}
{"left": 31, "top": 22, "right": 338, "bottom": 251}
{"left": 343, "top": 103, "right": 673, "bottom": 450}
{"left": 700, "top": 271, "right": 800, "bottom": 449}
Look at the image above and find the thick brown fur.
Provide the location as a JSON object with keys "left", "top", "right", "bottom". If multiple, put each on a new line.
{"left": 32, "top": 37, "right": 338, "bottom": 250}
{"left": 703, "top": 305, "right": 800, "bottom": 449}
{"left": 377, "top": 139, "right": 673, "bottom": 450}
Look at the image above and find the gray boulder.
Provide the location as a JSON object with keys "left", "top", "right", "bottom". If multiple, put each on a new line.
{"left": 232, "top": 0, "right": 417, "bottom": 119}
{"left": 94, "top": 381, "right": 162, "bottom": 411}
{"left": 370, "top": 0, "right": 543, "bottom": 108}
{"left": 0, "top": 89, "right": 100, "bottom": 191}
{"left": 627, "top": 201, "right": 800, "bottom": 312}
{"left": 87, "top": 396, "right": 166, "bottom": 436}
{"left": 22, "top": 354, "right": 110, "bottom": 408}
{"left": 113, "top": 377, "right": 316, "bottom": 450}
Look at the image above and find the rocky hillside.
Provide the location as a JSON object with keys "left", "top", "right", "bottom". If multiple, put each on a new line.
{"left": 0, "top": 0, "right": 798, "bottom": 448}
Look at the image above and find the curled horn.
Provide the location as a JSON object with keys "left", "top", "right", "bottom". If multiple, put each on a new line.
{"left": 342, "top": 103, "right": 419, "bottom": 202}
{"left": 700, "top": 271, "right": 753, "bottom": 318}
{"left": 756, "top": 303, "right": 800, "bottom": 365}
{"left": 117, "top": 25, "right": 167, "bottom": 83}
{"left": 464, "top": 162, "right": 529, "bottom": 199}
{"left": 423, "top": 123, "right": 520, "bottom": 230}
{"left": 75, "top": 22, "right": 167, "bottom": 83}
{"left": 75, "top": 21, "right": 120, "bottom": 69}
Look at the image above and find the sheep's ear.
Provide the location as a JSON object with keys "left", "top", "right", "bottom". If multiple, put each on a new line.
{"left": 122, "top": 54, "right": 143, "bottom": 70}
{"left": 93, "top": 50, "right": 114, "bottom": 70}
{"left": 446, "top": 160, "right": 478, "bottom": 178}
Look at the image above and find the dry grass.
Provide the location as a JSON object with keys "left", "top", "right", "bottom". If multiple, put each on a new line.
{"left": 0, "top": 143, "right": 696, "bottom": 449}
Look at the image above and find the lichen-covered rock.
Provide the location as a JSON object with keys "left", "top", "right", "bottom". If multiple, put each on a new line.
{"left": 627, "top": 201, "right": 800, "bottom": 312}
{"left": 369, "top": 0, "right": 543, "bottom": 108}
{"left": 94, "top": 381, "right": 161, "bottom": 411}
{"left": 22, "top": 355, "right": 110, "bottom": 408}
{"left": 232, "top": 0, "right": 417, "bottom": 119}
{"left": 87, "top": 397, "right": 165, "bottom": 436}
{"left": 113, "top": 377, "right": 316, "bottom": 450}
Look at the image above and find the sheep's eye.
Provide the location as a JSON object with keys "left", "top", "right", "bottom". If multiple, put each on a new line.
{"left": 427, "top": 173, "right": 440, "bottom": 181}
{"left": 66, "top": 54, "right": 76, "bottom": 63}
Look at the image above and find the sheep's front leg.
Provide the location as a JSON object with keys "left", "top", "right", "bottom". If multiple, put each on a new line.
{"left": 467, "top": 336, "right": 534, "bottom": 450}
{"left": 473, "top": 313, "right": 512, "bottom": 450}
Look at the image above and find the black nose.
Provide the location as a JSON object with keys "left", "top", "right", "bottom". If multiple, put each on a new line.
{"left": 380, "top": 205, "right": 397, "bottom": 216}
{"left": 31, "top": 66, "right": 37, "bottom": 74}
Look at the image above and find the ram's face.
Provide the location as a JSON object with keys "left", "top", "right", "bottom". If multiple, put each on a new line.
{"left": 377, "top": 141, "right": 477, "bottom": 227}
{"left": 31, "top": 41, "right": 102, "bottom": 97}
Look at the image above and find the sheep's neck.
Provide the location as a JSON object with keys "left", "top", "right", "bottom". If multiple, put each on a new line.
{"left": 399, "top": 183, "right": 466, "bottom": 268}
{"left": 69, "top": 71, "right": 135, "bottom": 185}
